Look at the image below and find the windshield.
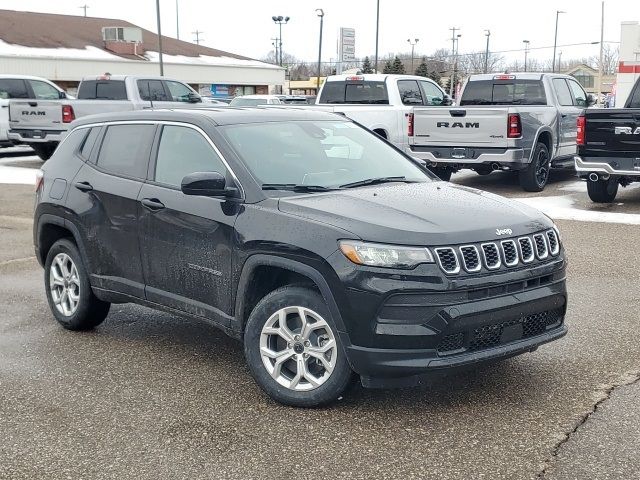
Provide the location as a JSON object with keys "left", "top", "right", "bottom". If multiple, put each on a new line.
{"left": 460, "top": 80, "right": 547, "bottom": 106}
{"left": 220, "top": 120, "right": 431, "bottom": 189}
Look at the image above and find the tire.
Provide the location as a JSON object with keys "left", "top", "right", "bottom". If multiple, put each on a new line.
{"left": 519, "top": 142, "right": 550, "bottom": 192}
{"left": 31, "top": 143, "right": 57, "bottom": 161}
{"left": 587, "top": 177, "right": 619, "bottom": 203}
{"left": 44, "top": 238, "right": 110, "bottom": 331}
{"left": 474, "top": 166, "right": 493, "bottom": 176}
{"left": 244, "top": 285, "right": 354, "bottom": 407}
{"left": 431, "top": 166, "right": 453, "bottom": 182}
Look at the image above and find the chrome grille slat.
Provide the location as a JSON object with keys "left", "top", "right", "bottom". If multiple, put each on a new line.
{"left": 546, "top": 230, "right": 560, "bottom": 256}
{"left": 481, "top": 243, "right": 501, "bottom": 270}
{"left": 500, "top": 240, "right": 519, "bottom": 267}
{"left": 518, "top": 237, "right": 535, "bottom": 263}
{"left": 459, "top": 245, "right": 481, "bottom": 273}
{"left": 434, "top": 247, "right": 460, "bottom": 274}
{"left": 533, "top": 233, "right": 549, "bottom": 259}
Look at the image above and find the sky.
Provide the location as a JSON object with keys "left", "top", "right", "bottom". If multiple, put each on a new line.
{"left": 2, "top": 0, "right": 639, "bottom": 65}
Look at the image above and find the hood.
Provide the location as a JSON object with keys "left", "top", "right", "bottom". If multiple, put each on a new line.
{"left": 278, "top": 182, "right": 552, "bottom": 246}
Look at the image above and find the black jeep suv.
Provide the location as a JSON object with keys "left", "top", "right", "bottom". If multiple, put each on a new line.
{"left": 34, "top": 109, "right": 567, "bottom": 407}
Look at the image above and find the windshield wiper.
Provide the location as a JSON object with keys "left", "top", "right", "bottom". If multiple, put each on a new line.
{"left": 261, "top": 183, "right": 336, "bottom": 192}
{"left": 339, "top": 176, "right": 414, "bottom": 189}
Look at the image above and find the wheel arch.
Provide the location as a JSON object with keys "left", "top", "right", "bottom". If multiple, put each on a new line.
{"left": 36, "top": 214, "right": 90, "bottom": 270}
{"left": 531, "top": 128, "right": 554, "bottom": 161}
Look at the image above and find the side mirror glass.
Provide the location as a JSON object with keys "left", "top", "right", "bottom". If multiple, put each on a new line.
{"left": 586, "top": 94, "right": 596, "bottom": 107}
{"left": 181, "top": 171, "right": 235, "bottom": 197}
{"left": 188, "top": 92, "right": 202, "bottom": 103}
{"left": 59, "top": 91, "right": 67, "bottom": 99}
{"left": 442, "top": 94, "right": 453, "bottom": 106}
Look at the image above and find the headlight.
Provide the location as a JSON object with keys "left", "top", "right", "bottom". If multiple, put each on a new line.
{"left": 339, "top": 240, "right": 434, "bottom": 269}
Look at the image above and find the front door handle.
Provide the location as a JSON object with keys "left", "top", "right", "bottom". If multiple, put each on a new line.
{"left": 141, "top": 198, "right": 165, "bottom": 211}
{"left": 74, "top": 181, "right": 93, "bottom": 192}
{"left": 561, "top": 114, "right": 567, "bottom": 118}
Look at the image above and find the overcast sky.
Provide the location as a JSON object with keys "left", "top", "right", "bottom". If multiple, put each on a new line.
{"left": 3, "top": 0, "right": 639, "bottom": 64}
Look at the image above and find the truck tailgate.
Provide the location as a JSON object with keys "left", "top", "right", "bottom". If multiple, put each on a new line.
{"left": 9, "top": 100, "right": 63, "bottom": 130}
{"left": 582, "top": 109, "right": 640, "bottom": 157}
{"left": 412, "top": 107, "right": 508, "bottom": 147}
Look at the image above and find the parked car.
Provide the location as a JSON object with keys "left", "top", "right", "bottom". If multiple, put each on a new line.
{"left": 34, "top": 108, "right": 567, "bottom": 407}
{"left": 229, "top": 95, "right": 283, "bottom": 106}
{"left": 8, "top": 74, "right": 203, "bottom": 160}
{"left": 575, "top": 76, "right": 640, "bottom": 202}
{"left": 0, "top": 74, "right": 69, "bottom": 154}
{"left": 409, "top": 73, "right": 595, "bottom": 191}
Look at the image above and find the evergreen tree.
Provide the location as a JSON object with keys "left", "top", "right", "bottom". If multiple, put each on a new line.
{"left": 391, "top": 56, "right": 405, "bottom": 74}
{"left": 427, "top": 69, "right": 442, "bottom": 84}
{"left": 361, "top": 56, "right": 374, "bottom": 74}
{"left": 414, "top": 57, "right": 429, "bottom": 77}
{"left": 382, "top": 60, "right": 393, "bottom": 74}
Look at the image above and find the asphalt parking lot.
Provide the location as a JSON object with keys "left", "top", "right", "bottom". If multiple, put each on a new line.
{"left": 1, "top": 149, "right": 639, "bottom": 479}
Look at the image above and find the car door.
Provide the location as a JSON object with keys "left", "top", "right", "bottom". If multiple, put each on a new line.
{"left": 137, "top": 123, "right": 239, "bottom": 325}
{"left": 67, "top": 123, "right": 156, "bottom": 298}
{"left": 552, "top": 78, "right": 581, "bottom": 157}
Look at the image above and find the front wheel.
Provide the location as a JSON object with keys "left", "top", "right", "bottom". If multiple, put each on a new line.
{"left": 519, "top": 142, "right": 550, "bottom": 192}
{"left": 244, "top": 285, "right": 354, "bottom": 407}
{"left": 587, "top": 177, "right": 619, "bottom": 203}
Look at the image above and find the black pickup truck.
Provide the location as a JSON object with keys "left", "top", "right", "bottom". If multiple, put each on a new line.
{"left": 575, "top": 77, "right": 640, "bottom": 202}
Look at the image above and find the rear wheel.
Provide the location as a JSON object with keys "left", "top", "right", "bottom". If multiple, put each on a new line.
{"left": 32, "top": 143, "right": 57, "bottom": 161}
{"left": 244, "top": 285, "right": 353, "bottom": 407}
{"left": 587, "top": 177, "right": 619, "bottom": 203}
{"left": 431, "top": 166, "right": 453, "bottom": 182}
{"left": 474, "top": 166, "right": 493, "bottom": 176}
{"left": 519, "top": 142, "right": 550, "bottom": 192}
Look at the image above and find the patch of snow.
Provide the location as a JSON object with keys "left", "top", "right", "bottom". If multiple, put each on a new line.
{"left": 0, "top": 39, "right": 121, "bottom": 60}
{"left": 144, "top": 51, "right": 279, "bottom": 69}
{"left": 0, "top": 165, "right": 38, "bottom": 185}
{"left": 515, "top": 195, "right": 640, "bottom": 225}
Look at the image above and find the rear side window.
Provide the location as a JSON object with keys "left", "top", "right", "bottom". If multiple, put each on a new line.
{"left": 28, "top": 80, "right": 60, "bottom": 100}
{"left": 154, "top": 125, "right": 227, "bottom": 187}
{"left": 553, "top": 79, "right": 574, "bottom": 106}
{"left": 0, "top": 79, "right": 29, "bottom": 99}
{"left": 77, "top": 81, "right": 127, "bottom": 100}
{"left": 319, "top": 81, "right": 389, "bottom": 104}
{"left": 460, "top": 80, "right": 547, "bottom": 105}
{"left": 138, "top": 80, "right": 170, "bottom": 101}
{"left": 79, "top": 127, "right": 101, "bottom": 160}
{"left": 398, "top": 80, "right": 423, "bottom": 105}
{"left": 97, "top": 124, "right": 156, "bottom": 179}
{"left": 51, "top": 128, "right": 89, "bottom": 160}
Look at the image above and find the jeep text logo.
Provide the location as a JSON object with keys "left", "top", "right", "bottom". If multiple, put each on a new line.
{"left": 22, "top": 111, "right": 46, "bottom": 116}
{"left": 436, "top": 122, "right": 480, "bottom": 128}
{"left": 614, "top": 126, "right": 640, "bottom": 135}
{"left": 495, "top": 228, "right": 513, "bottom": 236}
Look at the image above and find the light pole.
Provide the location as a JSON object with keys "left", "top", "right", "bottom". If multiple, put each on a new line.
{"left": 407, "top": 38, "right": 419, "bottom": 73}
{"left": 272, "top": 15, "right": 290, "bottom": 66}
{"left": 552, "top": 10, "right": 565, "bottom": 73}
{"left": 316, "top": 9, "right": 324, "bottom": 93}
{"left": 155, "top": 0, "right": 164, "bottom": 76}
{"left": 557, "top": 50, "right": 563, "bottom": 72}
{"left": 484, "top": 30, "right": 490, "bottom": 73}
{"left": 523, "top": 40, "right": 530, "bottom": 72}
{"left": 449, "top": 27, "right": 459, "bottom": 96}
{"left": 374, "top": 0, "right": 380, "bottom": 73}
{"left": 597, "top": 1, "right": 605, "bottom": 105}
{"left": 271, "top": 38, "right": 279, "bottom": 65}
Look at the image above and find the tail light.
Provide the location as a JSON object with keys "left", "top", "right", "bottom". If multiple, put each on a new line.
{"left": 62, "top": 105, "right": 75, "bottom": 123}
{"left": 577, "top": 115, "right": 586, "bottom": 145}
{"left": 407, "top": 112, "right": 414, "bottom": 137}
{"left": 35, "top": 170, "right": 44, "bottom": 192}
{"left": 507, "top": 113, "right": 522, "bottom": 138}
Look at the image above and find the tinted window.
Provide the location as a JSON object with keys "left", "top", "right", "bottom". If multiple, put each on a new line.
{"left": 97, "top": 125, "right": 155, "bottom": 178}
{"left": 138, "top": 80, "right": 169, "bottom": 101}
{"left": 398, "top": 80, "right": 423, "bottom": 105}
{"left": 51, "top": 128, "right": 89, "bottom": 161}
{"left": 567, "top": 79, "right": 587, "bottom": 107}
{"left": 553, "top": 79, "right": 574, "bottom": 106}
{"left": 627, "top": 80, "right": 640, "bottom": 108}
{"left": 0, "top": 79, "right": 29, "bottom": 99}
{"left": 420, "top": 81, "right": 445, "bottom": 106}
{"left": 79, "top": 127, "right": 101, "bottom": 160}
{"left": 460, "top": 80, "right": 547, "bottom": 105}
{"left": 77, "top": 81, "right": 127, "bottom": 100}
{"left": 165, "top": 80, "right": 193, "bottom": 102}
{"left": 319, "top": 81, "right": 389, "bottom": 104}
{"left": 155, "top": 126, "right": 227, "bottom": 187}
{"left": 28, "top": 80, "right": 60, "bottom": 100}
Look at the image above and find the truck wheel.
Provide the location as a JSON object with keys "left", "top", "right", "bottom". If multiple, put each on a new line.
{"left": 32, "top": 143, "right": 57, "bottom": 161}
{"left": 475, "top": 166, "right": 493, "bottom": 176}
{"left": 244, "top": 285, "right": 354, "bottom": 407}
{"left": 587, "top": 177, "right": 619, "bottom": 203}
{"left": 519, "top": 142, "right": 550, "bottom": 192}
{"left": 44, "top": 239, "right": 110, "bottom": 330}
{"left": 431, "top": 167, "right": 452, "bottom": 182}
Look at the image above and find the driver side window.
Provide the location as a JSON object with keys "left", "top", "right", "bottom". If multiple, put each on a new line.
{"left": 567, "top": 79, "right": 588, "bottom": 107}
{"left": 419, "top": 80, "right": 445, "bottom": 106}
{"left": 165, "top": 80, "right": 194, "bottom": 102}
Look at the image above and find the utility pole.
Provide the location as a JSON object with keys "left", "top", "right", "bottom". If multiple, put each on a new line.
{"left": 552, "top": 10, "right": 565, "bottom": 73}
{"left": 558, "top": 51, "right": 563, "bottom": 72}
{"left": 597, "top": 1, "right": 605, "bottom": 105}
{"left": 523, "top": 40, "right": 530, "bottom": 72}
{"left": 155, "top": 0, "right": 164, "bottom": 76}
{"left": 79, "top": 4, "right": 89, "bottom": 17}
{"left": 484, "top": 30, "right": 490, "bottom": 73}
{"left": 192, "top": 30, "right": 204, "bottom": 45}
{"left": 449, "top": 27, "right": 459, "bottom": 96}
{"left": 316, "top": 9, "right": 325, "bottom": 93}
{"left": 176, "top": 0, "right": 179, "bottom": 40}
{"left": 374, "top": 0, "right": 380, "bottom": 73}
{"left": 272, "top": 16, "right": 290, "bottom": 66}
{"left": 407, "top": 38, "right": 419, "bottom": 73}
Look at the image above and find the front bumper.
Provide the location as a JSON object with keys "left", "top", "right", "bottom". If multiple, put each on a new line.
{"left": 8, "top": 129, "right": 66, "bottom": 144}
{"left": 574, "top": 155, "right": 640, "bottom": 177}
{"left": 407, "top": 145, "right": 527, "bottom": 168}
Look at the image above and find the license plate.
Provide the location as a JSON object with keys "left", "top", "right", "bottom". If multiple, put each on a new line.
{"left": 451, "top": 148, "right": 467, "bottom": 159}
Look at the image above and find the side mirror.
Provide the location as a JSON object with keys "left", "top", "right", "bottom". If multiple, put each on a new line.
{"left": 188, "top": 92, "right": 202, "bottom": 103}
{"left": 59, "top": 91, "right": 67, "bottom": 99}
{"left": 181, "top": 171, "right": 235, "bottom": 197}
{"left": 586, "top": 94, "right": 596, "bottom": 107}
{"left": 441, "top": 94, "right": 453, "bottom": 106}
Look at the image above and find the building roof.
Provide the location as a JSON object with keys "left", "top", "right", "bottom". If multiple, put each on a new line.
{"left": 0, "top": 9, "right": 276, "bottom": 69}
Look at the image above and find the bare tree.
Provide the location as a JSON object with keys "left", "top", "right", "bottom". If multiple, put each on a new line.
{"left": 459, "top": 52, "right": 504, "bottom": 74}
{"left": 601, "top": 44, "right": 619, "bottom": 75}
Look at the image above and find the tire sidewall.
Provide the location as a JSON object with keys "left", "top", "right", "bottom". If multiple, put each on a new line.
{"left": 520, "top": 142, "right": 550, "bottom": 191}
{"left": 244, "top": 286, "right": 353, "bottom": 407}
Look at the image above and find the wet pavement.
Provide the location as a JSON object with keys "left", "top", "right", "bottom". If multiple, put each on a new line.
{"left": 1, "top": 152, "right": 639, "bottom": 479}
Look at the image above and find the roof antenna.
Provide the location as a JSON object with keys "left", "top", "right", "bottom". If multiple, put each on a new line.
{"left": 148, "top": 81, "right": 154, "bottom": 109}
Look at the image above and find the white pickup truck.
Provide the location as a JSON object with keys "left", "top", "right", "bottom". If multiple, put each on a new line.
{"left": 313, "top": 73, "right": 451, "bottom": 146}
{"left": 8, "top": 74, "right": 203, "bottom": 160}
{"left": 408, "top": 73, "right": 595, "bottom": 191}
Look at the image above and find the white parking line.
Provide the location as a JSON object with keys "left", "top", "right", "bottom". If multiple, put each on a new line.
{"left": 515, "top": 196, "right": 640, "bottom": 225}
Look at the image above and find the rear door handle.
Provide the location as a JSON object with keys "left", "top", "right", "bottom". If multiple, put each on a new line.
{"left": 74, "top": 181, "right": 93, "bottom": 192}
{"left": 141, "top": 198, "right": 165, "bottom": 211}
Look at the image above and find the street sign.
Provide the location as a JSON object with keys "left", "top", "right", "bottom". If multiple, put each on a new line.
{"left": 339, "top": 27, "right": 356, "bottom": 63}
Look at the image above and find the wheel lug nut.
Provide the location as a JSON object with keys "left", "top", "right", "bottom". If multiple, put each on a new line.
{"left": 294, "top": 335, "right": 300, "bottom": 341}
{"left": 304, "top": 341, "right": 310, "bottom": 347}
{"left": 304, "top": 353, "right": 309, "bottom": 359}
{"left": 287, "top": 343, "right": 292, "bottom": 349}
